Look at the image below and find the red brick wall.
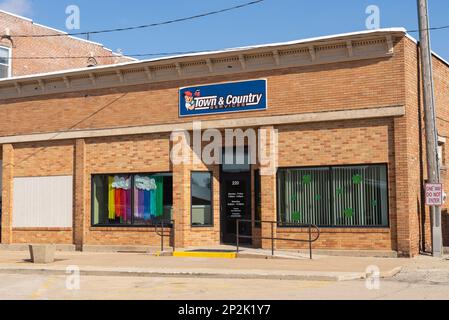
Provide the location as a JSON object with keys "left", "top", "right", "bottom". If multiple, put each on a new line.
{"left": 7, "top": 141, "right": 75, "bottom": 244}
{"left": 276, "top": 228, "right": 392, "bottom": 250}
{"left": 395, "top": 37, "right": 424, "bottom": 256}
{"left": 274, "top": 118, "right": 396, "bottom": 251}
{"left": 12, "top": 228, "right": 73, "bottom": 244}
{"left": 84, "top": 134, "right": 171, "bottom": 246}
{"left": 0, "top": 39, "right": 404, "bottom": 137}
{"left": 13, "top": 140, "right": 74, "bottom": 177}
{"left": 5, "top": 35, "right": 446, "bottom": 256}
{"left": 171, "top": 136, "right": 221, "bottom": 248}
{"left": 433, "top": 51, "right": 449, "bottom": 248}
{"left": 83, "top": 133, "right": 221, "bottom": 248}
{"left": 0, "top": 11, "right": 132, "bottom": 77}
{"left": 402, "top": 36, "right": 449, "bottom": 252}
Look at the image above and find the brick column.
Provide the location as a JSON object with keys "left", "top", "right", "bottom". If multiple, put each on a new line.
{"left": 171, "top": 131, "right": 192, "bottom": 249}
{"left": 260, "top": 174, "right": 277, "bottom": 249}
{"left": 259, "top": 126, "right": 278, "bottom": 250}
{"left": 394, "top": 115, "right": 421, "bottom": 257}
{"left": 1, "top": 144, "right": 14, "bottom": 244}
{"left": 73, "top": 139, "right": 86, "bottom": 251}
{"left": 172, "top": 162, "right": 189, "bottom": 249}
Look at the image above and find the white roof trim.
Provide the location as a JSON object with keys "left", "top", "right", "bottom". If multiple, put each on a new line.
{"left": 0, "top": 27, "right": 407, "bottom": 84}
{"left": 431, "top": 51, "right": 449, "bottom": 68}
{"left": 32, "top": 23, "right": 105, "bottom": 47}
{"left": 405, "top": 32, "right": 418, "bottom": 44}
{"left": 0, "top": 9, "right": 32, "bottom": 22}
{"left": 240, "top": 27, "right": 407, "bottom": 48}
{"left": 404, "top": 32, "right": 449, "bottom": 68}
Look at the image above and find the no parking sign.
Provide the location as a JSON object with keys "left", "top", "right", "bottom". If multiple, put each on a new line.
{"left": 425, "top": 183, "right": 443, "bottom": 206}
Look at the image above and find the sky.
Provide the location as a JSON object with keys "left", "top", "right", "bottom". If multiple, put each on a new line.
{"left": 1, "top": 0, "right": 449, "bottom": 61}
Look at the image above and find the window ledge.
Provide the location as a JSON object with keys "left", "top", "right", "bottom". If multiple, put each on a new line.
{"left": 90, "top": 227, "right": 169, "bottom": 232}
{"left": 13, "top": 227, "right": 72, "bottom": 232}
{"left": 276, "top": 227, "right": 390, "bottom": 234}
{"left": 191, "top": 226, "right": 215, "bottom": 231}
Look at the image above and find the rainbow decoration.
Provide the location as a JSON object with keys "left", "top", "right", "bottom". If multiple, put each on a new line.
{"left": 107, "top": 175, "right": 164, "bottom": 221}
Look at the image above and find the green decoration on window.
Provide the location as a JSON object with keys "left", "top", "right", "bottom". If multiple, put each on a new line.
{"left": 352, "top": 174, "right": 363, "bottom": 185}
{"left": 315, "top": 194, "right": 322, "bottom": 201}
{"left": 155, "top": 176, "right": 164, "bottom": 217}
{"left": 371, "top": 200, "right": 378, "bottom": 207}
{"left": 344, "top": 208, "right": 354, "bottom": 218}
{"left": 292, "top": 211, "right": 301, "bottom": 221}
{"left": 302, "top": 175, "right": 312, "bottom": 185}
{"left": 291, "top": 194, "right": 298, "bottom": 202}
{"left": 336, "top": 188, "right": 343, "bottom": 196}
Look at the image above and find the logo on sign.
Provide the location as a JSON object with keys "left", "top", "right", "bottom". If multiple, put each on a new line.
{"left": 179, "top": 80, "right": 267, "bottom": 117}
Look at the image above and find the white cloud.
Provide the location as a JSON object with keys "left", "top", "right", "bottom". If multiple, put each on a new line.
{"left": 0, "top": 0, "right": 32, "bottom": 17}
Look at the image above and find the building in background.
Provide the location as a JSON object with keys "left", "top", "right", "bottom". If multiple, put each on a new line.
{"left": 0, "top": 10, "right": 134, "bottom": 79}
{"left": 0, "top": 28, "right": 448, "bottom": 257}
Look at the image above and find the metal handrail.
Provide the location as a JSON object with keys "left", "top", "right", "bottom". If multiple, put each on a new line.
{"left": 155, "top": 219, "right": 175, "bottom": 253}
{"left": 236, "top": 219, "right": 320, "bottom": 259}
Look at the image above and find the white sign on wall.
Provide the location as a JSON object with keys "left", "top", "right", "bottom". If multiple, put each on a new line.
{"left": 425, "top": 183, "right": 443, "bottom": 206}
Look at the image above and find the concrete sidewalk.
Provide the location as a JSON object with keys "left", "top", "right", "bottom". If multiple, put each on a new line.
{"left": 0, "top": 250, "right": 410, "bottom": 282}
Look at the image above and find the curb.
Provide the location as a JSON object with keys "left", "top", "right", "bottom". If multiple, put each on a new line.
{"left": 0, "top": 265, "right": 384, "bottom": 282}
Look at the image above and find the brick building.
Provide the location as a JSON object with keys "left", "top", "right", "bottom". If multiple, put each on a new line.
{"left": 0, "top": 28, "right": 448, "bottom": 257}
{"left": 0, "top": 10, "right": 134, "bottom": 78}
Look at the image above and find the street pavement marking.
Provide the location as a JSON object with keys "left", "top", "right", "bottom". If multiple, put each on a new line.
{"left": 30, "top": 275, "right": 58, "bottom": 300}
{"left": 23, "top": 276, "right": 329, "bottom": 300}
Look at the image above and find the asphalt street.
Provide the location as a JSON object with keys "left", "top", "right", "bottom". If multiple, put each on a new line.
{"left": 0, "top": 270, "right": 447, "bottom": 300}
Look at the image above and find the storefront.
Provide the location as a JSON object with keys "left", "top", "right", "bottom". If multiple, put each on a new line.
{"left": 0, "top": 28, "right": 448, "bottom": 257}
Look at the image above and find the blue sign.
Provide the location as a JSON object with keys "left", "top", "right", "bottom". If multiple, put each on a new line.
{"left": 179, "top": 79, "right": 267, "bottom": 117}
